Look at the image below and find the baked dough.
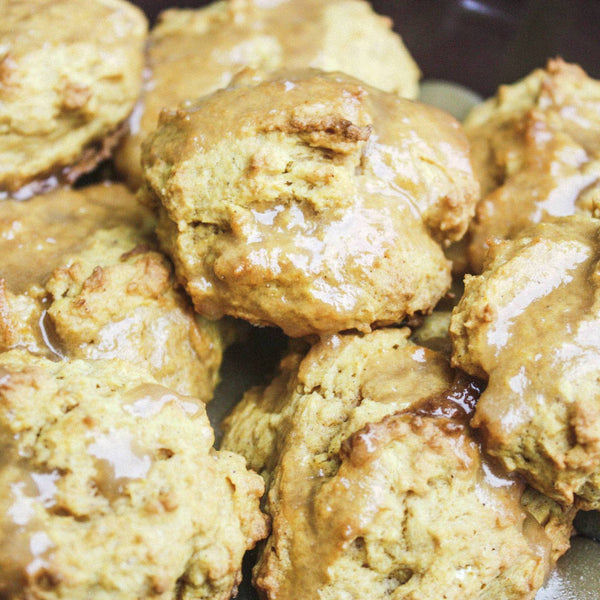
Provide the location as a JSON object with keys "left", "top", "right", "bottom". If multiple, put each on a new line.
{"left": 0, "top": 183, "right": 152, "bottom": 295}
{"left": 222, "top": 329, "right": 573, "bottom": 599}
{"left": 0, "top": 184, "right": 226, "bottom": 401}
{"left": 141, "top": 69, "right": 479, "bottom": 337}
{"left": 451, "top": 216, "right": 600, "bottom": 509}
{"left": 0, "top": 0, "right": 147, "bottom": 196}
{"left": 463, "top": 59, "right": 600, "bottom": 271}
{"left": 115, "top": 0, "right": 421, "bottom": 187}
{"left": 0, "top": 350, "right": 268, "bottom": 599}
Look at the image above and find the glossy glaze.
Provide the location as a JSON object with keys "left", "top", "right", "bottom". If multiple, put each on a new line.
{"left": 0, "top": 184, "right": 151, "bottom": 294}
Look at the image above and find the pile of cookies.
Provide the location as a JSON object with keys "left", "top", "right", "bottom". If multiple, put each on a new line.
{"left": 1, "top": 0, "right": 599, "bottom": 598}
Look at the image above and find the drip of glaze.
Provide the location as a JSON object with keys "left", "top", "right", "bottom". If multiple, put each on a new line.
{"left": 87, "top": 428, "right": 152, "bottom": 501}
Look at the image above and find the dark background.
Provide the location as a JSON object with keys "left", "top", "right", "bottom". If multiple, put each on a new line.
{"left": 132, "top": 0, "right": 600, "bottom": 97}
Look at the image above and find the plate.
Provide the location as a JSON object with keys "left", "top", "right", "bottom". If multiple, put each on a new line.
{"left": 132, "top": 1, "right": 600, "bottom": 598}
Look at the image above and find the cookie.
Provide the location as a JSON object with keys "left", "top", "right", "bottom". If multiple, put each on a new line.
{"left": 222, "top": 329, "right": 573, "bottom": 599}
{"left": 115, "top": 0, "right": 420, "bottom": 187}
{"left": 451, "top": 216, "right": 600, "bottom": 509}
{"left": 0, "top": 350, "right": 268, "bottom": 599}
{"left": 141, "top": 69, "right": 478, "bottom": 337}
{"left": 0, "top": 184, "right": 226, "bottom": 400}
{"left": 463, "top": 59, "right": 600, "bottom": 271}
{"left": 0, "top": 0, "right": 147, "bottom": 196}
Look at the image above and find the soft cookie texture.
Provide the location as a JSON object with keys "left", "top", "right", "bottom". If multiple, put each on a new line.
{"left": 115, "top": 0, "right": 420, "bottom": 187}
{"left": 463, "top": 59, "right": 600, "bottom": 271}
{"left": 222, "top": 329, "right": 573, "bottom": 600}
{"left": 0, "top": 183, "right": 153, "bottom": 295}
{"left": 0, "top": 350, "right": 268, "bottom": 599}
{"left": 0, "top": 0, "right": 147, "bottom": 197}
{"left": 0, "top": 184, "right": 226, "bottom": 401}
{"left": 141, "top": 69, "right": 479, "bottom": 337}
{"left": 451, "top": 216, "right": 600, "bottom": 509}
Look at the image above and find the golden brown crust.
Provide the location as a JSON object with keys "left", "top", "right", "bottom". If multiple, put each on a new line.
{"left": 0, "top": 281, "right": 48, "bottom": 356}
{"left": 451, "top": 216, "right": 600, "bottom": 509}
{"left": 223, "top": 330, "right": 573, "bottom": 599}
{"left": 0, "top": 350, "right": 268, "bottom": 600}
{"left": 115, "top": 0, "right": 421, "bottom": 188}
{"left": 463, "top": 59, "right": 600, "bottom": 272}
{"left": 0, "top": 0, "right": 148, "bottom": 196}
{"left": 45, "top": 226, "right": 225, "bottom": 400}
{"left": 0, "top": 183, "right": 153, "bottom": 294}
{"left": 0, "top": 184, "right": 226, "bottom": 401}
{"left": 141, "top": 70, "right": 478, "bottom": 337}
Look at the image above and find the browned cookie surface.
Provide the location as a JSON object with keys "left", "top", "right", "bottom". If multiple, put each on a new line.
{"left": 115, "top": 0, "right": 420, "bottom": 187}
{"left": 141, "top": 70, "right": 478, "bottom": 337}
{"left": 0, "top": 0, "right": 147, "bottom": 196}
{"left": 0, "top": 350, "right": 267, "bottom": 599}
{"left": 451, "top": 216, "right": 600, "bottom": 509}
{"left": 0, "top": 184, "right": 226, "bottom": 401}
{"left": 223, "top": 329, "right": 573, "bottom": 599}
{"left": 464, "top": 59, "right": 600, "bottom": 271}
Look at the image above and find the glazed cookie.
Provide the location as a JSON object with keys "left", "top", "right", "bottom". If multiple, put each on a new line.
{"left": 463, "top": 59, "right": 600, "bottom": 271}
{"left": 0, "top": 184, "right": 227, "bottom": 401}
{"left": 115, "top": 0, "right": 420, "bottom": 187}
{"left": 43, "top": 226, "right": 227, "bottom": 400}
{"left": 0, "top": 0, "right": 147, "bottom": 197}
{"left": 0, "top": 183, "right": 152, "bottom": 295}
{"left": 141, "top": 69, "right": 479, "bottom": 337}
{"left": 451, "top": 216, "right": 600, "bottom": 509}
{"left": 0, "top": 350, "right": 268, "bottom": 599}
{"left": 222, "top": 329, "right": 573, "bottom": 600}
